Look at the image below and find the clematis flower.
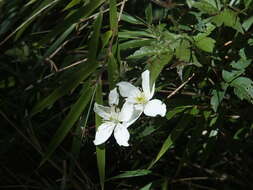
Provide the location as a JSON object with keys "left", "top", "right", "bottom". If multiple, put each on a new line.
{"left": 117, "top": 70, "right": 166, "bottom": 119}
{"left": 93, "top": 88, "right": 134, "bottom": 146}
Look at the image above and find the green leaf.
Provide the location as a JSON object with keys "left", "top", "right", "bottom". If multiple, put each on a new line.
{"left": 149, "top": 53, "right": 173, "bottom": 85}
{"left": 119, "top": 30, "right": 155, "bottom": 39}
{"left": 101, "top": 30, "right": 113, "bottom": 49}
{"left": 107, "top": 169, "right": 152, "bottom": 181}
{"left": 95, "top": 79, "right": 106, "bottom": 190}
{"left": 63, "top": 0, "right": 81, "bottom": 10}
{"left": 0, "top": 0, "right": 61, "bottom": 45}
{"left": 31, "top": 63, "right": 97, "bottom": 115}
{"left": 192, "top": 0, "right": 220, "bottom": 14}
{"left": 210, "top": 84, "right": 228, "bottom": 112}
{"left": 120, "top": 39, "right": 154, "bottom": 50}
{"left": 31, "top": 12, "right": 103, "bottom": 115}
{"left": 175, "top": 39, "right": 191, "bottom": 62}
{"left": 212, "top": 8, "right": 244, "bottom": 33}
{"left": 222, "top": 69, "right": 244, "bottom": 83}
{"left": 145, "top": 3, "right": 153, "bottom": 24}
{"left": 242, "top": 16, "right": 253, "bottom": 31}
{"left": 140, "top": 183, "right": 152, "bottom": 190}
{"left": 109, "top": 0, "right": 118, "bottom": 33}
{"left": 108, "top": 52, "right": 119, "bottom": 89}
{"left": 166, "top": 105, "right": 193, "bottom": 120}
{"left": 41, "top": 0, "right": 105, "bottom": 44}
{"left": 120, "top": 13, "right": 145, "bottom": 25}
{"left": 43, "top": 24, "right": 75, "bottom": 58}
{"left": 231, "top": 77, "right": 253, "bottom": 104}
{"left": 148, "top": 135, "right": 173, "bottom": 169}
{"left": 194, "top": 34, "right": 216, "bottom": 53}
{"left": 40, "top": 84, "right": 93, "bottom": 166}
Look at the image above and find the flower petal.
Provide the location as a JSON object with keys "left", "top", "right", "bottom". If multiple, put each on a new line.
{"left": 142, "top": 70, "right": 152, "bottom": 100}
{"left": 124, "top": 108, "right": 143, "bottom": 127}
{"left": 114, "top": 123, "right": 130, "bottom": 146}
{"left": 117, "top": 82, "right": 140, "bottom": 98}
{"left": 94, "top": 103, "right": 111, "bottom": 120}
{"left": 144, "top": 99, "right": 166, "bottom": 117}
{"left": 93, "top": 122, "right": 115, "bottom": 145}
{"left": 109, "top": 88, "right": 119, "bottom": 106}
{"left": 118, "top": 102, "right": 134, "bottom": 122}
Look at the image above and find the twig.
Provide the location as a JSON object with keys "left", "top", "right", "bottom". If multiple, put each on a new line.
{"left": 118, "top": 0, "right": 128, "bottom": 21}
{"left": 25, "top": 58, "right": 87, "bottom": 91}
{"left": 48, "top": 40, "right": 70, "bottom": 59}
{"left": 167, "top": 73, "right": 195, "bottom": 99}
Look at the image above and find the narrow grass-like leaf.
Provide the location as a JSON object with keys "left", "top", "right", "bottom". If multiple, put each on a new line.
{"left": 107, "top": 169, "right": 151, "bottom": 181}
{"left": 108, "top": 50, "right": 119, "bottom": 89}
{"left": 120, "top": 39, "right": 153, "bottom": 50}
{"left": 31, "top": 12, "right": 103, "bottom": 115}
{"left": 0, "top": 0, "right": 61, "bottom": 46}
{"left": 95, "top": 79, "right": 106, "bottom": 190}
{"left": 148, "top": 135, "right": 173, "bottom": 169}
{"left": 43, "top": 24, "right": 75, "bottom": 58}
{"left": 109, "top": 0, "right": 118, "bottom": 33}
{"left": 40, "top": 83, "right": 93, "bottom": 166}
{"left": 41, "top": 0, "right": 105, "bottom": 44}
{"left": 31, "top": 62, "right": 97, "bottom": 115}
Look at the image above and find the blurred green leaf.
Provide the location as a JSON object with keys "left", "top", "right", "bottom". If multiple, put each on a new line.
{"left": 95, "top": 79, "right": 106, "bottom": 190}
{"left": 109, "top": 0, "right": 118, "bottom": 33}
{"left": 212, "top": 8, "right": 243, "bottom": 33}
{"left": 40, "top": 83, "right": 93, "bottom": 166}
{"left": 231, "top": 77, "right": 253, "bottom": 104}
{"left": 107, "top": 169, "right": 152, "bottom": 180}
{"left": 148, "top": 135, "right": 173, "bottom": 169}
{"left": 166, "top": 105, "right": 193, "bottom": 120}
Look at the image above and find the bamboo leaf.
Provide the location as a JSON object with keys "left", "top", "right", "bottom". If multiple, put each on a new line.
{"left": 148, "top": 135, "right": 173, "bottom": 169}
{"left": 40, "top": 83, "right": 93, "bottom": 166}
{"left": 109, "top": 0, "right": 118, "bottom": 33}
{"left": 107, "top": 169, "right": 151, "bottom": 181}
{"left": 95, "top": 79, "right": 106, "bottom": 190}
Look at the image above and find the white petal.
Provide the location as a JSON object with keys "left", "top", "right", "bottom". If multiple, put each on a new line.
{"left": 114, "top": 123, "right": 130, "bottom": 146}
{"left": 118, "top": 102, "right": 134, "bottom": 122}
{"left": 93, "top": 122, "right": 115, "bottom": 145}
{"left": 144, "top": 99, "right": 166, "bottom": 117}
{"left": 142, "top": 70, "right": 151, "bottom": 99}
{"left": 124, "top": 108, "right": 143, "bottom": 127}
{"left": 109, "top": 88, "right": 119, "bottom": 106}
{"left": 117, "top": 82, "right": 140, "bottom": 98}
{"left": 94, "top": 103, "right": 111, "bottom": 120}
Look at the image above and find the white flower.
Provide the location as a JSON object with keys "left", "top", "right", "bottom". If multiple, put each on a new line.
{"left": 117, "top": 70, "right": 166, "bottom": 119}
{"left": 93, "top": 88, "right": 134, "bottom": 146}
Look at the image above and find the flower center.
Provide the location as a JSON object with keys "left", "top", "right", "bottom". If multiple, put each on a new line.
{"left": 109, "top": 107, "right": 120, "bottom": 123}
{"left": 135, "top": 93, "right": 147, "bottom": 104}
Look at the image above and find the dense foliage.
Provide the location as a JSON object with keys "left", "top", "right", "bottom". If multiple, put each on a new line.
{"left": 1, "top": 0, "right": 253, "bottom": 189}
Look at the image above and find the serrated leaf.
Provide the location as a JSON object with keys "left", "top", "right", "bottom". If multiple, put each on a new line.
{"left": 243, "top": 15, "right": 253, "bottom": 31}
{"left": 210, "top": 85, "right": 227, "bottom": 112}
{"left": 107, "top": 170, "right": 151, "bottom": 181}
{"left": 192, "top": 0, "right": 219, "bottom": 14}
{"left": 149, "top": 53, "right": 173, "bottom": 85}
{"left": 231, "top": 77, "right": 253, "bottom": 104}
{"left": 222, "top": 69, "right": 244, "bottom": 83}
{"left": 212, "top": 8, "right": 244, "bottom": 33}
{"left": 127, "top": 45, "right": 171, "bottom": 59}
{"left": 175, "top": 40, "right": 191, "bottom": 62}
{"left": 194, "top": 34, "right": 215, "bottom": 53}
